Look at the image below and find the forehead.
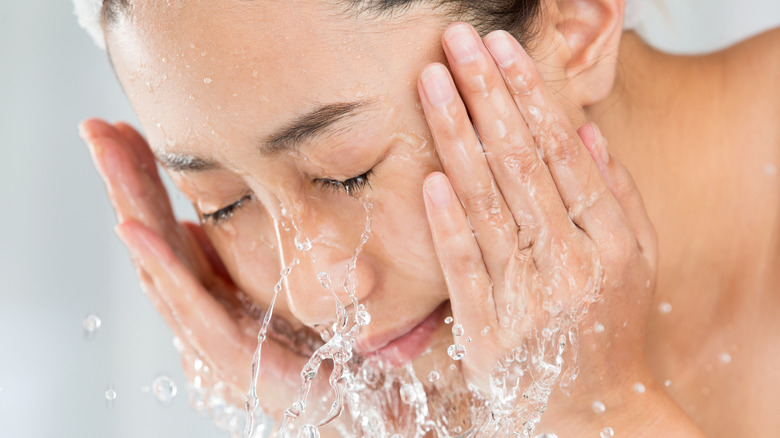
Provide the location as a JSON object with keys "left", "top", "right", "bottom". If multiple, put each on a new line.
{"left": 107, "top": 1, "right": 444, "bottom": 157}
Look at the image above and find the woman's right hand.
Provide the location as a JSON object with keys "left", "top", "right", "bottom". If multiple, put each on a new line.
{"left": 78, "top": 119, "right": 311, "bottom": 417}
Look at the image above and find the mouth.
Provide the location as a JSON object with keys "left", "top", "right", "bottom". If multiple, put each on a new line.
{"left": 354, "top": 302, "right": 447, "bottom": 368}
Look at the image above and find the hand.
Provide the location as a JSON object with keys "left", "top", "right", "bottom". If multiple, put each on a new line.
{"left": 418, "top": 23, "right": 704, "bottom": 435}
{"left": 78, "top": 119, "right": 317, "bottom": 418}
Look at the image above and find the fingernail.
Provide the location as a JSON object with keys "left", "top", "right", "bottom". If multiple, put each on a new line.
{"left": 421, "top": 65, "right": 454, "bottom": 106}
{"left": 425, "top": 174, "right": 451, "bottom": 208}
{"left": 78, "top": 122, "right": 89, "bottom": 143}
{"left": 592, "top": 123, "right": 610, "bottom": 165}
{"left": 444, "top": 24, "right": 480, "bottom": 64}
{"left": 484, "top": 31, "right": 516, "bottom": 68}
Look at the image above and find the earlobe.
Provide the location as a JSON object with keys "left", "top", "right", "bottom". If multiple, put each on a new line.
{"left": 553, "top": 0, "right": 623, "bottom": 105}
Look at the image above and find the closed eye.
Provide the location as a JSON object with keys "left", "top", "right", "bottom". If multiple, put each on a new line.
{"left": 316, "top": 170, "right": 373, "bottom": 197}
{"left": 202, "top": 194, "right": 253, "bottom": 225}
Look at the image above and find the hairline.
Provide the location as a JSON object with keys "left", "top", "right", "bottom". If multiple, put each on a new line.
{"left": 100, "top": 0, "right": 543, "bottom": 46}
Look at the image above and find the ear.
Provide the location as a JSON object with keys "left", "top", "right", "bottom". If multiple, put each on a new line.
{"left": 539, "top": 0, "right": 624, "bottom": 107}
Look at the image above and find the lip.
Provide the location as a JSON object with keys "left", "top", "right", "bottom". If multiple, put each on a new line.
{"left": 355, "top": 302, "right": 447, "bottom": 368}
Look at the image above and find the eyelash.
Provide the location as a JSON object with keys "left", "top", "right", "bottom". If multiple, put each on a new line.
{"left": 203, "top": 194, "right": 253, "bottom": 225}
{"left": 317, "top": 170, "right": 373, "bottom": 197}
{"left": 203, "top": 170, "right": 374, "bottom": 226}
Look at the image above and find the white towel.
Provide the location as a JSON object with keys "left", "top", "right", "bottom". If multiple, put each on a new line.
{"left": 73, "top": 0, "right": 105, "bottom": 49}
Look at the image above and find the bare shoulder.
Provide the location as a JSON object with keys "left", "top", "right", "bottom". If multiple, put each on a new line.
{"left": 719, "top": 26, "right": 780, "bottom": 104}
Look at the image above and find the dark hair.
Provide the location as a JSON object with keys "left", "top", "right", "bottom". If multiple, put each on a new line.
{"left": 102, "top": 0, "right": 543, "bottom": 46}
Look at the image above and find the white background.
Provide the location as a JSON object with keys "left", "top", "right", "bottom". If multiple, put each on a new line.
{"left": 1, "top": 1, "right": 779, "bottom": 437}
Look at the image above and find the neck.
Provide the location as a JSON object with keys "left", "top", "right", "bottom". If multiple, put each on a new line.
{"left": 585, "top": 31, "right": 688, "bottom": 159}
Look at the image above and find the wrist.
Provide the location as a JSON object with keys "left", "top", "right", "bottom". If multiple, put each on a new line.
{"left": 533, "top": 367, "right": 706, "bottom": 437}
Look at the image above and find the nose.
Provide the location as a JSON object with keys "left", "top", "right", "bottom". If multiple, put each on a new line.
{"left": 274, "top": 208, "right": 377, "bottom": 329}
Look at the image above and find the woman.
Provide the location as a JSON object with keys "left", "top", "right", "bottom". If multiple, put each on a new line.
{"left": 77, "top": 0, "right": 780, "bottom": 436}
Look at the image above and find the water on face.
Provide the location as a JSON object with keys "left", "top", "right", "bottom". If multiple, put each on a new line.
{"left": 122, "top": 182, "right": 606, "bottom": 436}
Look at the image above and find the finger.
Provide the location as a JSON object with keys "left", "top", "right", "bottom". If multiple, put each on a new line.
{"left": 182, "top": 221, "right": 233, "bottom": 284}
{"left": 113, "top": 121, "right": 164, "bottom": 187}
{"left": 483, "top": 30, "right": 634, "bottom": 249}
{"left": 423, "top": 172, "right": 497, "bottom": 337}
{"left": 578, "top": 123, "right": 657, "bottom": 265}
{"left": 417, "top": 63, "right": 517, "bottom": 278}
{"left": 434, "top": 23, "right": 575, "bottom": 247}
{"left": 116, "top": 220, "right": 247, "bottom": 360}
{"left": 116, "top": 220, "right": 305, "bottom": 406}
{"left": 81, "top": 119, "right": 183, "bottom": 247}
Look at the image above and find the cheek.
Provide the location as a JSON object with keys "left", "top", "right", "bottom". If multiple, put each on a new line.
{"left": 205, "top": 205, "right": 301, "bottom": 325}
{"left": 369, "top": 152, "right": 446, "bottom": 291}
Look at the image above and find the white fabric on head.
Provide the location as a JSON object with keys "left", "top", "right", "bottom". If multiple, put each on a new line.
{"left": 73, "top": 0, "right": 106, "bottom": 49}
{"left": 624, "top": 0, "right": 648, "bottom": 30}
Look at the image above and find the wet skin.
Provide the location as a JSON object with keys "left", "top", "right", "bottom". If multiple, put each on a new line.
{"left": 80, "top": 0, "right": 780, "bottom": 436}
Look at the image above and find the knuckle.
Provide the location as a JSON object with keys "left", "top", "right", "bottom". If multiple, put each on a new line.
{"left": 508, "top": 68, "right": 539, "bottom": 96}
{"left": 567, "top": 186, "right": 609, "bottom": 224}
{"left": 604, "top": 234, "right": 640, "bottom": 271}
{"left": 499, "top": 145, "right": 541, "bottom": 175}
{"left": 446, "top": 245, "right": 483, "bottom": 275}
{"left": 611, "top": 164, "right": 638, "bottom": 198}
{"left": 542, "top": 128, "right": 581, "bottom": 166}
{"left": 459, "top": 64, "right": 502, "bottom": 95}
{"left": 462, "top": 185, "right": 503, "bottom": 218}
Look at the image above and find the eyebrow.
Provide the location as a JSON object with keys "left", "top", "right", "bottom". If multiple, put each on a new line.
{"left": 157, "top": 99, "right": 371, "bottom": 172}
{"left": 262, "top": 100, "right": 371, "bottom": 154}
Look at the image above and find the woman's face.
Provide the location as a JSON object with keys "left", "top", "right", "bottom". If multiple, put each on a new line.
{"left": 108, "top": 1, "right": 498, "bottom": 369}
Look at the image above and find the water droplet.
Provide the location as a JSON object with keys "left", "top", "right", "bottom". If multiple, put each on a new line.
{"left": 317, "top": 272, "right": 331, "bottom": 289}
{"left": 172, "top": 336, "right": 184, "bottom": 352}
{"left": 719, "top": 352, "right": 732, "bottom": 364}
{"left": 535, "top": 434, "right": 558, "bottom": 438}
{"left": 295, "top": 234, "right": 312, "bottom": 251}
{"left": 193, "top": 358, "right": 203, "bottom": 371}
{"left": 664, "top": 380, "right": 672, "bottom": 387}
{"left": 444, "top": 316, "right": 453, "bottom": 324}
{"left": 481, "top": 326, "right": 491, "bottom": 336}
{"left": 83, "top": 313, "right": 102, "bottom": 333}
{"left": 541, "top": 327, "right": 553, "bottom": 338}
{"left": 427, "top": 371, "right": 440, "bottom": 382}
{"left": 152, "top": 375, "right": 178, "bottom": 404}
{"left": 452, "top": 323, "right": 464, "bottom": 337}
{"left": 355, "top": 309, "right": 371, "bottom": 326}
{"left": 593, "top": 322, "right": 605, "bottom": 333}
{"left": 632, "top": 382, "right": 646, "bottom": 394}
{"left": 600, "top": 427, "right": 614, "bottom": 438}
{"left": 105, "top": 388, "right": 117, "bottom": 401}
{"left": 466, "top": 337, "right": 472, "bottom": 343}
{"left": 287, "top": 401, "right": 304, "bottom": 417}
{"left": 592, "top": 400, "right": 606, "bottom": 413}
{"left": 658, "top": 302, "right": 672, "bottom": 314}
{"left": 203, "top": 77, "right": 212, "bottom": 84}
{"left": 301, "top": 363, "right": 318, "bottom": 381}
{"left": 391, "top": 435, "right": 403, "bottom": 438}
{"left": 399, "top": 384, "right": 417, "bottom": 404}
{"left": 298, "top": 424, "right": 319, "bottom": 438}
{"left": 448, "top": 344, "right": 466, "bottom": 360}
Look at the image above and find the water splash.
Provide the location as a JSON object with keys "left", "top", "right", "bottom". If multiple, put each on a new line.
{"left": 244, "top": 257, "right": 300, "bottom": 438}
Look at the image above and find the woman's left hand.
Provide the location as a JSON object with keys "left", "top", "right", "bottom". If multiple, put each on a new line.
{"left": 418, "top": 23, "right": 701, "bottom": 434}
